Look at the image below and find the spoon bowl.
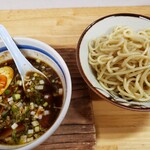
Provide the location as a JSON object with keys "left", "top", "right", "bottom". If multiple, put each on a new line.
{"left": 0, "top": 25, "right": 49, "bottom": 92}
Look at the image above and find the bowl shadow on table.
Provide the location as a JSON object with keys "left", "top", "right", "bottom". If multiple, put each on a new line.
{"left": 92, "top": 94, "right": 150, "bottom": 140}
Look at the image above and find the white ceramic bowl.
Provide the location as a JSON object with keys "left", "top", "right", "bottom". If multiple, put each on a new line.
{"left": 77, "top": 13, "right": 150, "bottom": 111}
{"left": 0, "top": 37, "right": 72, "bottom": 149}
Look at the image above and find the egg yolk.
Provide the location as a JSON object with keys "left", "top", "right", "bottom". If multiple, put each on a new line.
{"left": 0, "top": 75, "right": 7, "bottom": 89}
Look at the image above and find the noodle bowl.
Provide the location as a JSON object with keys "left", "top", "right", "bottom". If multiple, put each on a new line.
{"left": 88, "top": 26, "right": 150, "bottom": 102}
{"left": 77, "top": 13, "right": 150, "bottom": 110}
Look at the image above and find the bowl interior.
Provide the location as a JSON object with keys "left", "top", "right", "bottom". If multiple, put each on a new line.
{"left": 77, "top": 13, "right": 150, "bottom": 110}
{"left": 0, "top": 37, "right": 71, "bottom": 149}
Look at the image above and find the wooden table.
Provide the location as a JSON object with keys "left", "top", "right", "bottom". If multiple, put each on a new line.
{"left": 0, "top": 6, "right": 150, "bottom": 150}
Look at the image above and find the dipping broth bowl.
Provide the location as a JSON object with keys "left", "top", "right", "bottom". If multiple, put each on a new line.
{"left": 0, "top": 37, "right": 72, "bottom": 150}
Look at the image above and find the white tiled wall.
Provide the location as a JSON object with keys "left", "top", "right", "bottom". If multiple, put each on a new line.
{"left": 0, "top": 0, "right": 149, "bottom": 10}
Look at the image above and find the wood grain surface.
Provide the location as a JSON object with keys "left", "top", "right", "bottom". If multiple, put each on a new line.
{"left": 0, "top": 6, "right": 150, "bottom": 150}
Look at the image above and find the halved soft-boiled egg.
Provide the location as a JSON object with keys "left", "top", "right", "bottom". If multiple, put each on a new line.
{"left": 0, "top": 66, "right": 14, "bottom": 95}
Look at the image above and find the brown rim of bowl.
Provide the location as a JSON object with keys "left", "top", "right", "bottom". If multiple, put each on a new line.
{"left": 76, "top": 13, "right": 150, "bottom": 112}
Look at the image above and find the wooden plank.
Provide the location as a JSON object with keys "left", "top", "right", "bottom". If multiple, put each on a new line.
{"left": 44, "top": 134, "right": 95, "bottom": 144}
{"left": 54, "top": 125, "right": 95, "bottom": 135}
{"left": 62, "top": 97, "right": 94, "bottom": 124}
{"left": 36, "top": 143, "right": 95, "bottom": 150}
{"left": 0, "top": 7, "right": 149, "bottom": 48}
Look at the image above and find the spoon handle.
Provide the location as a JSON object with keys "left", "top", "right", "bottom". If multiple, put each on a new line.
{"left": 0, "top": 25, "right": 33, "bottom": 78}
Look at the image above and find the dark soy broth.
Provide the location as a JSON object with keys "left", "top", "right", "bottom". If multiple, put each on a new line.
{"left": 0, "top": 58, "right": 63, "bottom": 145}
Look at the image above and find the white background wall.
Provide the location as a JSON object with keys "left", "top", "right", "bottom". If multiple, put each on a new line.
{"left": 0, "top": 0, "right": 149, "bottom": 10}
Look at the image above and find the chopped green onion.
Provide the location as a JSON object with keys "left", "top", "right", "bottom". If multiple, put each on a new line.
{"left": 2, "top": 110, "right": 9, "bottom": 118}
{"left": 28, "top": 129, "right": 34, "bottom": 134}
{"left": 11, "top": 105, "right": 19, "bottom": 113}
{"left": 20, "top": 135, "right": 27, "bottom": 144}
{"left": 32, "top": 120, "right": 39, "bottom": 127}
{"left": 4, "top": 89, "right": 11, "bottom": 95}
{"left": 27, "top": 137, "right": 34, "bottom": 142}
{"left": 16, "top": 80, "right": 22, "bottom": 86}
{"left": 13, "top": 94, "right": 21, "bottom": 100}
{"left": 11, "top": 123, "right": 18, "bottom": 129}
{"left": 35, "top": 85, "right": 44, "bottom": 90}
{"left": 43, "top": 102, "right": 48, "bottom": 107}
{"left": 34, "top": 126, "right": 40, "bottom": 132}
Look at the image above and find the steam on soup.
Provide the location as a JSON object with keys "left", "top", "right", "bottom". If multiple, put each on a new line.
{"left": 0, "top": 58, "right": 63, "bottom": 145}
